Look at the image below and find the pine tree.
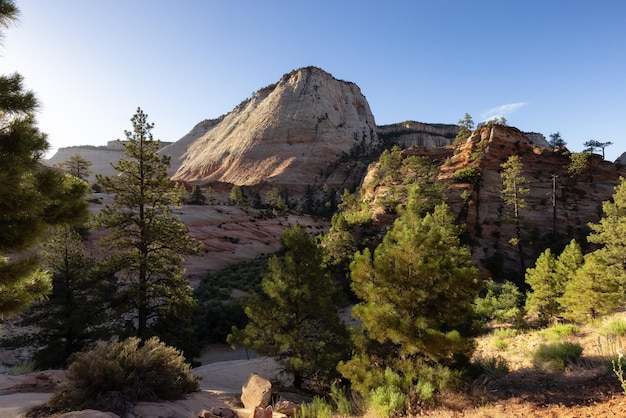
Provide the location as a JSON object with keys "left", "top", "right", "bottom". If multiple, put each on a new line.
{"left": 59, "top": 154, "right": 93, "bottom": 181}
{"left": 525, "top": 240, "right": 583, "bottom": 323}
{"left": 339, "top": 202, "right": 479, "bottom": 394}
{"left": 18, "top": 225, "right": 115, "bottom": 369}
{"left": 93, "top": 108, "right": 202, "bottom": 353}
{"left": 559, "top": 253, "right": 622, "bottom": 322}
{"left": 453, "top": 113, "right": 474, "bottom": 146}
{"left": 587, "top": 177, "right": 626, "bottom": 287}
{"left": 500, "top": 155, "right": 529, "bottom": 272}
{"left": 0, "top": 1, "right": 89, "bottom": 315}
{"left": 228, "top": 223, "right": 348, "bottom": 388}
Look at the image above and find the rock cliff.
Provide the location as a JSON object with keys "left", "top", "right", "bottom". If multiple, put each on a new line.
{"left": 439, "top": 124, "right": 626, "bottom": 279}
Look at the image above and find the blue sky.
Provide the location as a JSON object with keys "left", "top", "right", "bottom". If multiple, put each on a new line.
{"left": 3, "top": 1, "right": 625, "bottom": 161}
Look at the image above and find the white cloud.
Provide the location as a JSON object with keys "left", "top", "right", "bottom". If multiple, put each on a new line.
{"left": 482, "top": 102, "right": 528, "bottom": 121}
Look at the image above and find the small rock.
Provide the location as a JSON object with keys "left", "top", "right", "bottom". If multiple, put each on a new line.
{"left": 273, "top": 400, "right": 298, "bottom": 416}
{"left": 251, "top": 406, "right": 272, "bottom": 418}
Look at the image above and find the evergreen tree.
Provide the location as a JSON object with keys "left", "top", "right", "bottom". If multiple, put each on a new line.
{"left": 93, "top": 108, "right": 202, "bottom": 354}
{"left": 566, "top": 152, "right": 589, "bottom": 185}
{"left": 188, "top": 185, "right": 206, "bottom": 205}
{"left": 559, "top": 253, "right": 621, "bottom": 322}
{"left": 0, "top": 1, "right": 89, "bottom": 315}
{"left": 587, "top": 177, "right": 626, "bottom": 290}
{"left": 548, "top": 132, "right": 566, "bottom": 149}
{"left": 19, "top": 225, "right": 115, "bottom": 369}
{"left": 228, "top": 223, "right": 348, "bottom": 388}
{"left": 229, "top": 184, "right": 246, "bottom": 206}
{"left": 339, "top": 202, "right": 479, "bottom": 394}
{"left": 525, "top": 240, "right": 583, "bottom": 323}
{"left": 59, "top": 153, "right": 93, "bottom": 181}
{"left": 453, "top": 113, "right": 474, "bottom": 146}
{"left": 500, "top": 155, "right": 529, "bottom": 272}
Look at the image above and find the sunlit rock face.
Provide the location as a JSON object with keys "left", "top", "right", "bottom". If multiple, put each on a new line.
{"left": 168, "top": 66, "right": 379, "bottom": 191}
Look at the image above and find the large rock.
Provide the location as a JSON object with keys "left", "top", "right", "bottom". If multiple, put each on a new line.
{"left": 240, "top": 373, "right": 272, "bottom": 410}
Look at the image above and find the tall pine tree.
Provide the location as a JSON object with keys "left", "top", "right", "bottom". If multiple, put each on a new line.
{"left": 94, "top": 108, "right": 202, "bottom": 354}
{"left": 0, "top": 0, "right": 89, "bottom": 315}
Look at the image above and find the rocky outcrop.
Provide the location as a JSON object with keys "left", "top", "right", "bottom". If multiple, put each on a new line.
{"left": 171, "top": 66, "right": 379, "bottom": 191}
{"left": 377, "top": 121, "right": 458, "bottom": 148}
{"left": 438, "top": 124, "right": 626, "bottom": 279}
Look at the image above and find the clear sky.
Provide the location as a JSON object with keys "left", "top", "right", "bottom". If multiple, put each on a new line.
{"left": 3, "top": 1, "right": 625, "bottom": 161}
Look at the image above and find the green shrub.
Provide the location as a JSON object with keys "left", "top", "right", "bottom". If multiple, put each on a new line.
{"left": 295, "top": 395, "right": 333, "bottom": 418}
{"left": 600, "top": 318, "right": 626, "bottom": 337}
{"left": 46, "top": 337, "right": 198, "bottom": 415}
{"left": 330, "top": 383, "right": 353, "bottom": 416}
{"left": 473, "top": 280, "right": 522, "bottom": 325}
{"left": 538, "top": 323, "right": 579, "bottom": 341}
{"left": 491, "top": 328, "right": 517, "bottom": 351}
{"left": 533, "top": 342, "right": 583, "bottom": 370}
{"left": 369, "top": 385, "right": 407, "bottom": 417}
{"left": 452, "top": 166, "right": 482, "bottom": 185}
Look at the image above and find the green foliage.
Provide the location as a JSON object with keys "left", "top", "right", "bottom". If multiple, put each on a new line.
{"left": 59, "top": 154, "right": 93, "bottom": 181}
{"left": 188, "top": 185, "right": 206, "bottom": 205}
{"left": 538, "top": 323, "right": 579, "bottom": 341}
{"left": 559, "top": 253, "right": 622, "bottom": 323}
{"left": 453, "top": 113, "right": 474, "bottom": 146}
{"left": 500, "top": 155, "right": 529, "bottom": 220}
{"left": 16, "top": 226, "right": 115, "bottom": 369}
{"left": 587, "top": 177, "right": 626, "bottom": 288}
{"left": 93, "top": 108, "right": 202, "bottom": 355}
{"left": 229, "top": 184, "right": 246, "bottom": 206}
{"left": 265, "top": 187, "right": 288, "bottom": 215}
{"left": 532, "top": 342, "right": 583, "bottom": 370}
{"left": 548, "top": 132, "right": 566, "bottom": 149}
{"left": 46, "top": 337, "right": 198, "bottom": 415}
{"left": 329, "top": 383, "right": 353, "bottom": 416}
{"left": 473, "top": 280, "right": 522, "bottom": 325}
{"left": 0, "top": 13, "right": 90, "bottom": 315}
{"left": 452, "top": 166, "right": 482, "bottom": 186}
{"left": 295, "top": 396, "right": 333, "bottom": 418}
{"left": 228, "top": 224, "right": 349, "bottom": 388}
{"left": 566, "top": 152, "right": 589, "bottom": 184}
{"left": 340, "top": 201, "right": 479, "bottom": 395}
{"left": 600, "top": 318, "right": 626, "bottom": 337}
{"left": 525, "top": 240, "right": 583, "bottom": 322}
{"left": 491, "top": 328, "right": 517, "bottom": 351}
{"left": 369, "top": 384, "right": 407, "bottom": 417}
{"left": 378, "top": 146, "right": 403, "bottom": 181}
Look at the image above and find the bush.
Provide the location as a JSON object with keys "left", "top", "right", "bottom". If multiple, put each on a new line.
{"left": 295, "top": 396, "right": 333, "bottom": 418}
{"left": 369, "top": 385, "right": 407, "bottom": 417}
{"left": 533, "top": 342, "right": 583, "bottom": 370}
{"left": 473, "top": 280, "right": 523, "bottom": 325}
{"left": 600, "top": 318, "right": 626, "bottom": 337}
{"left": 538, "top": 323, "right": 579, "bottom": 341}
{"left": 330, "top": 383, "right": 353, "bottom": 416}
{"left": 46, "top": 337, "right": 199, "bottom": 415}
